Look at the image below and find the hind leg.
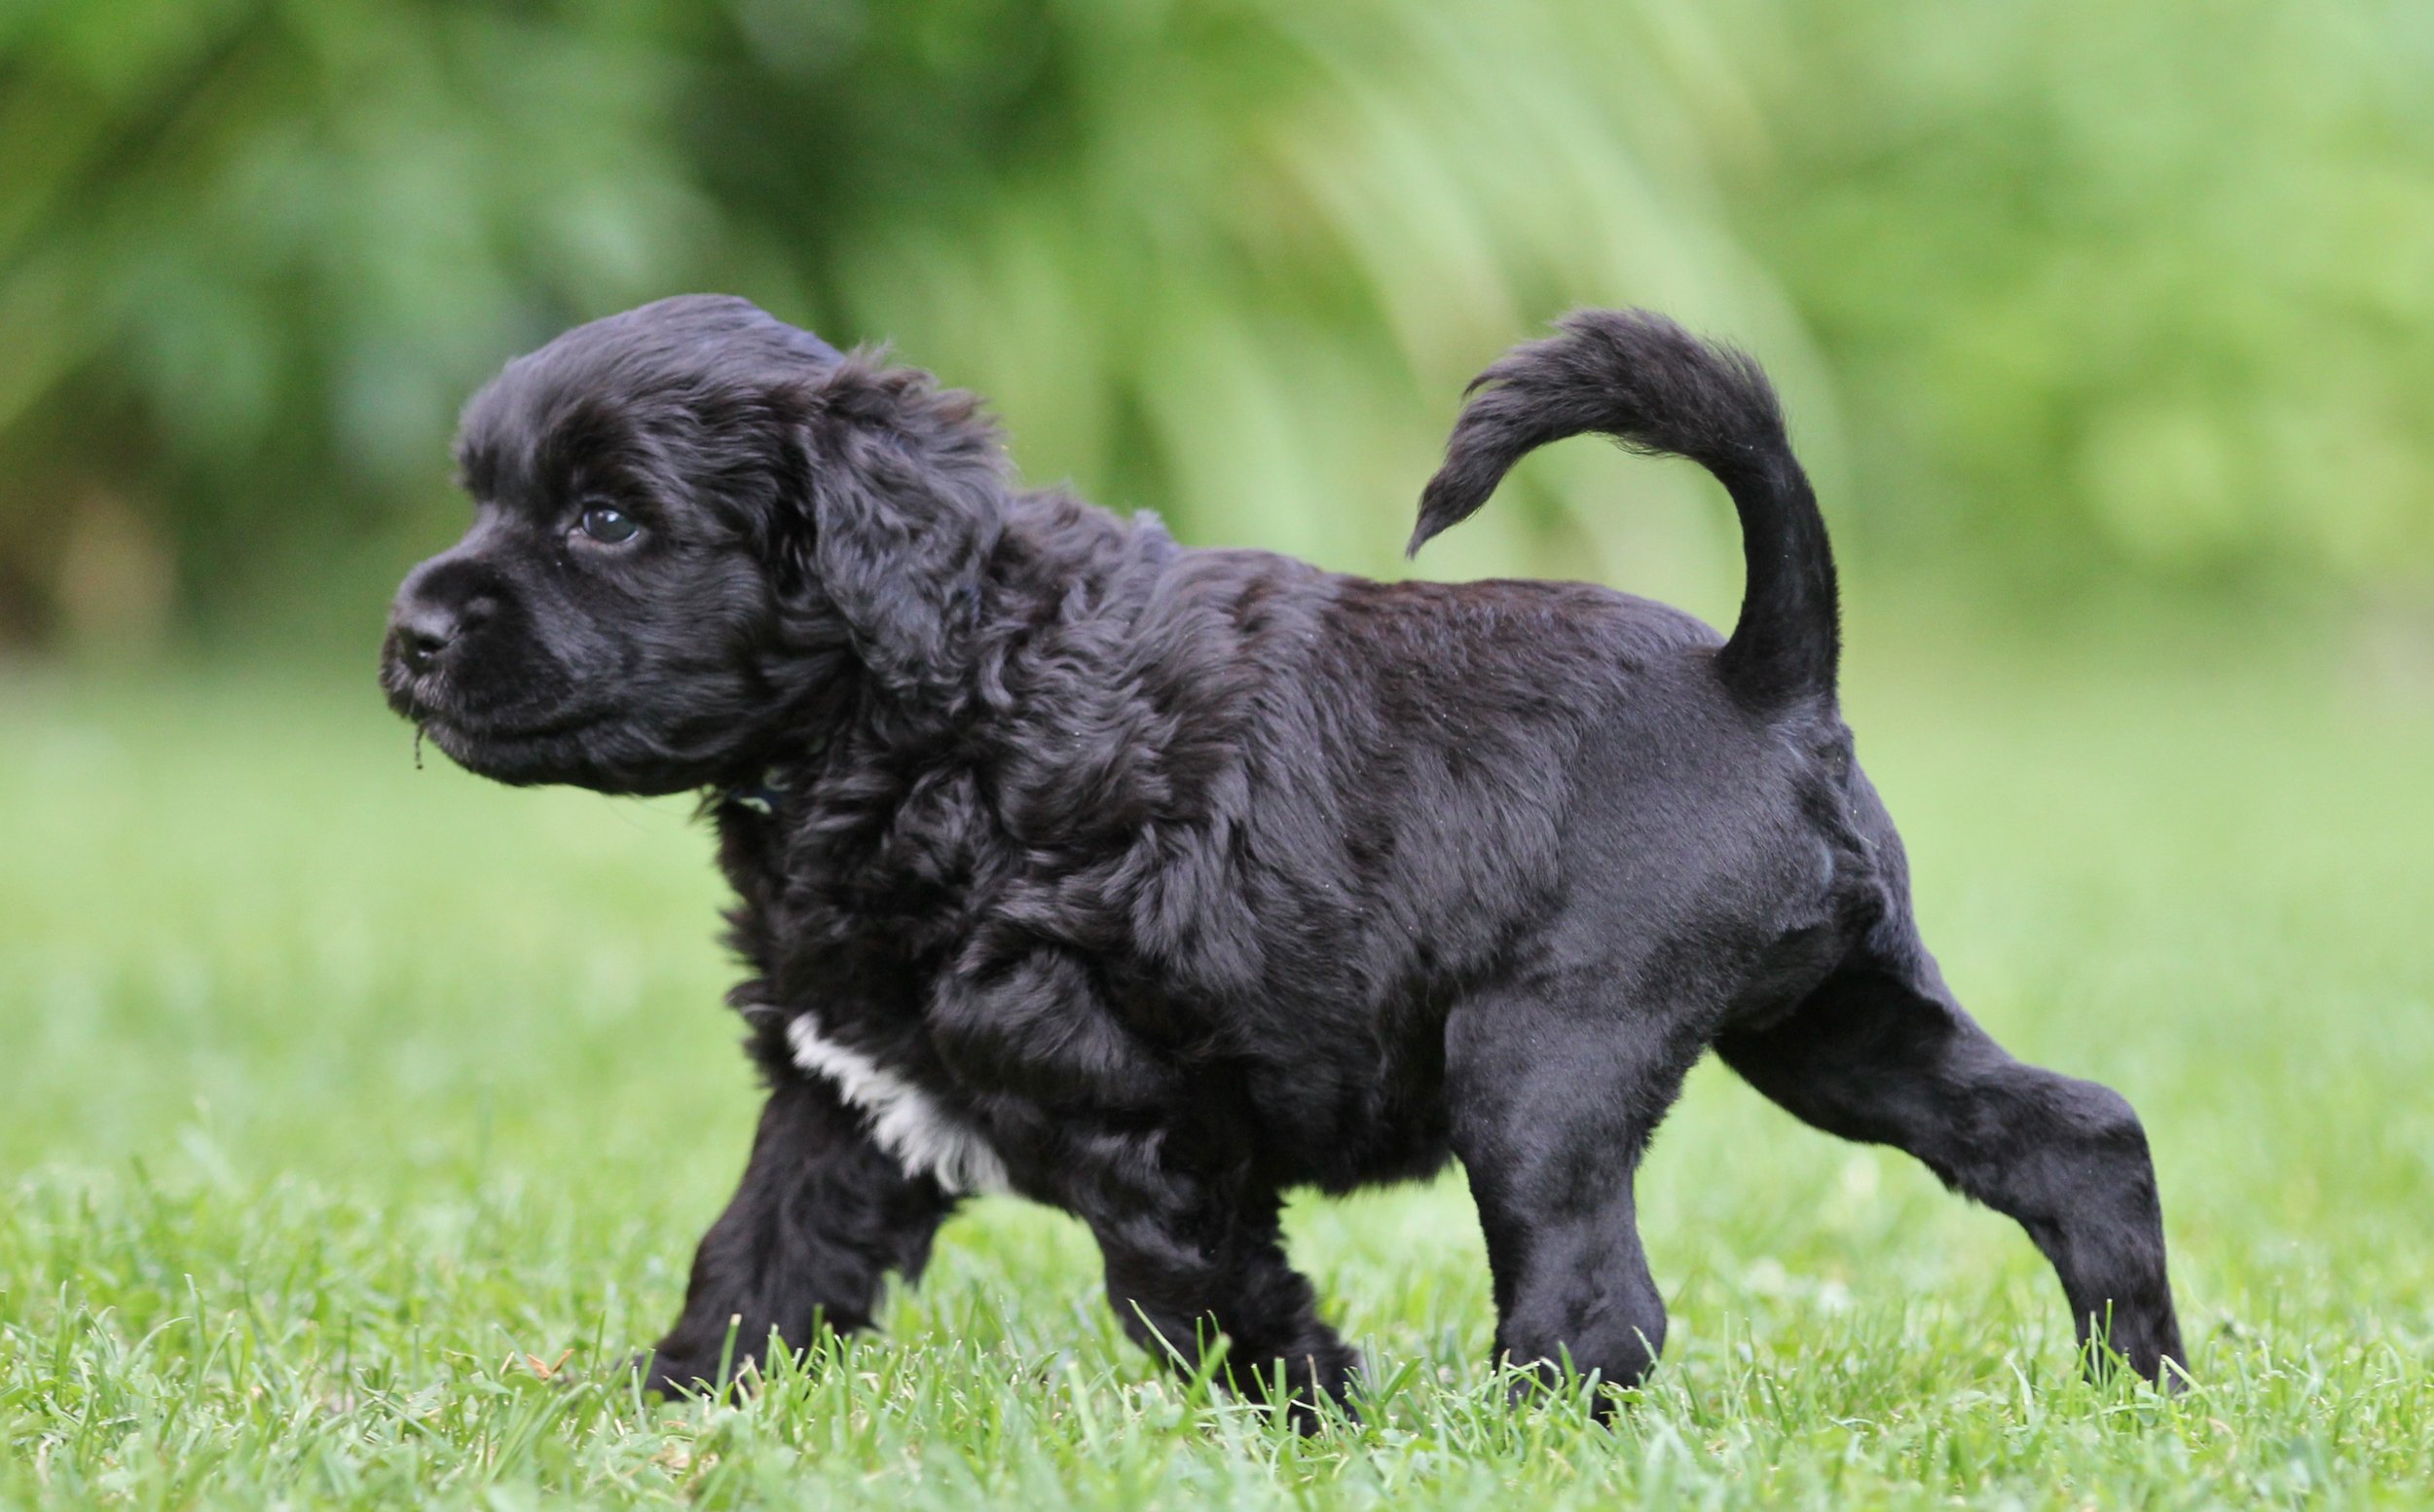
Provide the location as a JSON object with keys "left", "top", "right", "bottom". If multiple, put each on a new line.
{"left": 1445, "top": 977, "right": 1708, "bottom": 1411}
{"left": 1715, "top": 942, "right": 2186, "bottom": 1381}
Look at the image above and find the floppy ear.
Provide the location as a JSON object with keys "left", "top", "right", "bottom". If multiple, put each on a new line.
{"left": 787, "top": 355, "right": 1008, "bottom": 703}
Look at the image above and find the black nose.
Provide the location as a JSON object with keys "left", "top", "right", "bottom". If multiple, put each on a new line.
{"left": 392, "top": 590, "right": 497, "bottom": 675}
{"left": 389, "top": 546, "right": 503, "bottom": 678}
{"left": 395, "top": 603, "right": 457, "bottom": 674}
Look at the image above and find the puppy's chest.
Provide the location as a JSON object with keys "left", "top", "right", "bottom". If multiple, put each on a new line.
{"left": 730, "top": 880, "right": 1013, "bottom": 1195}
{"left": 719, "top": 790, "right": 1027, "bottom": 1194}
{"left": 721, "top": 803, "right": 973, "bottom": 1027}
{"left": 720, "top": 767, "right": 989, "bottom": 933}
{"left": 716, "top": 754, "right": 1323, "bottom": 1186}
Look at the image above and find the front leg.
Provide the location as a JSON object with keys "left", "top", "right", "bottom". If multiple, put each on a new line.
{"left": 932, "top": 947, "right": 1356, "bottom": 1426}
{"left": 644, "top": 1070, "right": 956, "bottom": 1396}
{"left": 1076, "top": 1156, "right": 1357, "bottom": 1429}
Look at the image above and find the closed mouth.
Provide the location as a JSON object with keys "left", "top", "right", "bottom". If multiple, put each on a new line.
{"left": 386, "top": 671, "right": 603, "bottom": 748}
{"left": 417, "top": 704, "right": 606, "bottom": 747}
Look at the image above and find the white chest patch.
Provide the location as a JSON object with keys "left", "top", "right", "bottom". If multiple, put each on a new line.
{"left": 785, "top": 1013, "right": 1010, "bottom": 1196}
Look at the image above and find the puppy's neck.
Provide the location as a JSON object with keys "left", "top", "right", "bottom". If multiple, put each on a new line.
{"left": 719, "top": 765, "right": 793, "bottom": 817}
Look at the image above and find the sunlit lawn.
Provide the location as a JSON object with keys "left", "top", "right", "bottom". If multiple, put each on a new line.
{"left": 4, "top": 610, "right": 2430, "bottom": 1508}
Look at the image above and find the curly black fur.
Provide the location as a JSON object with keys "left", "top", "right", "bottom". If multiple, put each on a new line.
{"left": 381, "top": 295, "right": 2185, "bottom": 1421}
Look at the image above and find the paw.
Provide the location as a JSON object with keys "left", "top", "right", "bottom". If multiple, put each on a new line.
{"left": 1232, "top": 1345, "right": 1363, "bottom": 1433}
{"left": 629, "top": 1350, "right": 724, "bottom": 1401}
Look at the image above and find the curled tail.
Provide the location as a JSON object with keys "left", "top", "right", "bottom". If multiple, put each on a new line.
{"left": 1412, "top": 309, "right": 1839, "bottom": 710}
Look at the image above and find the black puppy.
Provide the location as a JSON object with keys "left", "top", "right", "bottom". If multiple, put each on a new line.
{"left": 382, "top": 296, "right": 2185, "bottom": 1417}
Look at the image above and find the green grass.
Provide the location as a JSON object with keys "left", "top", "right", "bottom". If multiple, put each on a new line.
{"left": 4, "top": 617, "right": 2431, "bottom": 1508}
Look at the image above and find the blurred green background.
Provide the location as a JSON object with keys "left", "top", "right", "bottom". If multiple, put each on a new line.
{"left": 4, "top": 0, "right": 2432, "bottom": 656}
{"left": 5, "top": 4, "right": 2434, "bottom": 1503}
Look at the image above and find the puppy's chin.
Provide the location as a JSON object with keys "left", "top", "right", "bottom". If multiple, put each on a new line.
{"left": 383, "top": 661, "right": 618, "bottom": 790}
{"left": 415, "top": 712, "right": 725, "bottom": 798}
{"left": 418, "top": 716, "right": 591, "bottom": 788}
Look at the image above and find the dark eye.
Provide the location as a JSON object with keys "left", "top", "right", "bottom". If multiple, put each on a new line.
{"left": 577, "top": 505, "right": 639, "bottom": 544}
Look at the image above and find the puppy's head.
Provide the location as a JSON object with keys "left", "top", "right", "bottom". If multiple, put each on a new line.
{"left": 380, "top": 295, "right": 1006, "bottom": 794}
